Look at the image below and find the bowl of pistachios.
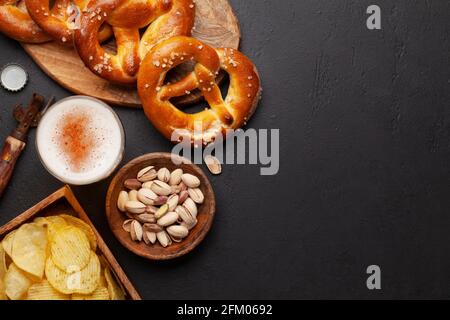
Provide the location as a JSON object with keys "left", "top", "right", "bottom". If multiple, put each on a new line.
{"left": 106, "top": 153, "right": 216, "bottom": 260}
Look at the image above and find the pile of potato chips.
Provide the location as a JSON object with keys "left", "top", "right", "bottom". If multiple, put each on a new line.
{"left": 0, "top": 214, "right": 125, "bottom": 300}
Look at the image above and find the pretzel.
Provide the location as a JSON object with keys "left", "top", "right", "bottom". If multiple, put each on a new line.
{"left": 0, "top": 0, "right": 50, "bottom": 43}
{"left": 137, "top": 36, "right": 262, "bottom": 144}
{"left": 74, "top": 0, "right": 195, "bottom": 84}
{"left": 25, "top": 0, "right": 112, "bottom": 44}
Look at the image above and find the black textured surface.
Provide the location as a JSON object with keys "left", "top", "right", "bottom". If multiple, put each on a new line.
{"left": 1, "top": 0, "right": 450, "bottom": 299}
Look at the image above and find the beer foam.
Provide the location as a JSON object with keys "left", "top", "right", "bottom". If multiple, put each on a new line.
{"left": 36, "top": 96, "right": 124, "bottom": 185}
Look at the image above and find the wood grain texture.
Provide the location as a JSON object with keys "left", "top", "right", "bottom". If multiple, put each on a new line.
{"left": 0, "top": 186, "right": 141, "bottom": 300}
{"left": 105, "top": 153, "right": 216, "bottom": 260}
{"left": 22, "top": 0, "right": 240, "bottom": 108}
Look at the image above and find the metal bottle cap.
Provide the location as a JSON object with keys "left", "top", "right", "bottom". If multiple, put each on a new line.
{"left": 0, "top": 64, "right": 28, "bottom": 92}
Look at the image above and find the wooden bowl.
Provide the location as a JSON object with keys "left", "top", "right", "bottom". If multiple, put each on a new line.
{"left": 106, "top": 153, "right": 216, "bottom": 260}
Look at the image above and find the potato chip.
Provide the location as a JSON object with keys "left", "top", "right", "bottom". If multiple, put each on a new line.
{"left": 50, "top": 225, "right": 91, "bottom": 273}
{"left": 0, "top": 242, "right": 6, "bottom": 278}
{"left": 59, "top": 214, "right": 97, "bottom": 250}
{"left": 72, "top": 286, "right": 110, "bottom": 300}
{"left": 105, "top": 268, "right": 125, "bottom": 300}
{"left": 45, "top": 251, "right": 100, "bottom": 295}
{"left": 11, "top": 223, "right": 47, "bottom": 279}
{"left": 27, "top": 280, "right": 70, "bottom": 300}
{"left": 2, "top": 230, "right": 16, "bottom": 258}
{"left": 98, "top": 271, "right": 107, "bottom": 288}
{"left": 34, "top": 216, "right": 68, "bottom": 239}
{"left": 4, "top": 263, "right": 32, "bottom": 300}
{"left": 0, "top": 277, "right": 6, "bottom": 300}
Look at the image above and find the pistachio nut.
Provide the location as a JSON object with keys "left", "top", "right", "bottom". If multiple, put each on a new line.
{"left": 124, "top": 178, "right": 142, "bottom": 190}
{"left": 204, "top": 155, "right": 222, "bottom": 175}
{"left": 146, "top": 205, "right": 159, "bottom": 214}
{"left": 125, "top": 201, "right": 146, "bottom": 214}
{"left": 180, "top": 219, "right": 197, "bottom": 230}
{"left": 188, "top": 188, "right": 204, "bottom": 204}
{"left": 157, "top": 168, "right": 171, "bottom": 183}
{"left": 179, "top": 182, "right": 188, "bottom": 192}
{"left": 142, "top": 181, "right": 154, "bottom": 189}
{"left": 137, "top": 166, "right": 157, "bottom": 182}
{"left": 148, "top": 232, "right": 157, "bottom": 244}
{"left": 171, "top": 184, "right": 182, "bottom": 194}
{"left": 122, "top": 219, "right": 133, "bottom": 232}
{"left": 143, "top": 231, "right": 156, "bottom": 245}
{"left": 136, "top": 214, "right": 156, "bottom": 224}
{"left": 117, "top": 191, "right": 129, "bottom": 212}
{"left": 156, "top": 230, "right": 172, "bottom": 248}
{"left": 153, "top": 196, "right": 168, "bottom": 206}
{"left": 183, "top": 197, "right": 198, "bottom": 217}
{"left": 137, "top": 188, "right": 158, "bottom": 205}
{"left": 178, "top": 190, "right": 189, "bottom": 204}
{"left": 151, "top": 180, "right": 172, "bottom": 196}
{"left": 181, "top": 174, "right": 200, "bottom": 188}
{"left": 167, "top": 225, "right": 189, "bottom": 239}
{"left": 169, "top": 168, "right": 183, "bottom": 186}
{"left": 128, "top": 190, "right": 138, "bottom": 202}
{"left": 142, "top": 231, "right": 150, "bottom": 244}
{"left": 157, "top": 211, "right": 179, "bottom": 227}
{"left": 143, "top": 223, "right": 163, "bottom": 233}
{"left": 154, "top": 204, "right": 169, "bottom": 219}
{"left": 166, "top": 194, "right": 179, "bottom": 211}
{"left": 130, "top": 220, "right": 143, "bottom": 242}
{"left": 175, "top": 205, "right": 196, "bottom": 229}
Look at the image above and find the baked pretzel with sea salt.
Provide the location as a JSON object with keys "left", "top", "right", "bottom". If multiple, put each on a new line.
{"left": 137, "top": 36, "right": 262, "bottom": 144}
{"left": 25, "top": 0, "right": 112, "bottom": 44}
{"left": 0, "top": 0, "right": 50, "bottom": 42}
{"left": 74, "top": 0, "right": 195, "bottom": 84}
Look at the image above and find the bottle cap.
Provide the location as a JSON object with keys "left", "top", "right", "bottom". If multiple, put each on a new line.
{"left": 0, "top": 64, "right": 28, "bottom": 92}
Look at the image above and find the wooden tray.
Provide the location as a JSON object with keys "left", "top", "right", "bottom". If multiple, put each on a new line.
{"left": 22, "top": 0, "right": 241, "bottom": 108}
{"left": 0, "top": 185, "right": 141, "bottom": 300}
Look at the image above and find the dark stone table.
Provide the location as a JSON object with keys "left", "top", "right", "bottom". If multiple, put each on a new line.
{"left": 1, "top": 0, "right": 449, "bottom": 299}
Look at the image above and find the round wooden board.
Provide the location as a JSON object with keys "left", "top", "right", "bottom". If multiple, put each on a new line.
{"left": 21, "top": 0, "right": 240, "bottom": 108}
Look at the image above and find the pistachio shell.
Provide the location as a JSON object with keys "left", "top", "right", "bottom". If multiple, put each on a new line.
{"left": 117, "top": 191, "right": 129, "bottom": 212}
{"left": 122, "top": 219, "right": 133, "bottom": 232}
{"left": 142, "top": 181, "right": 154, "bottom": 189}
{"left": 169, "top": 169, "right": 183, "bottom": 186}
{"left": 143, "top": 223, "right": 163, "bottom": 233}
{"left": 125, "top": 201, "right": 146, "bottom": 214}
{"left": 156, "top": 231, "right": 172, "bottom": 247}
{"left": 128, "top": 190, "right": 138, "bottom": 202}
{"left": 130, "top": 220, "right": 143, "bottom": 242}
{"left": 167, "top": 225, "right": 189, "bottom": 239}
{"left": 178, "top": 190, "right": 189, "bottom": 204}
{"left": 167, "top": 195, "right": 179, "bottom": 211}
{"left": 124, "top": 179, "right": 142, "bottom": 190}
{"left": 175, "top": 205, "right": 197, "bottom": 229}
{"left": 151, "top": 180, "right": 172, "bottom": 196}
{"left": 204, "top": 155, "right": 222, "bottom": 175}
{"left": 188, "top": 188, "right": 204, "bottom": 204}
{"left": 137, "top": 166, "right": 157, "bottom": 182}
{"left": 183, "top": 198, "right": 198, "bottom": 217}
{"left": 157, "top": 168, "right": 171, "bottom": 183}
{"left": 136, "top": 214, "right": 156, "bottom": 224}
{"left": 181, "top": 174, "right": 201, "bottom": 188}
{"left": 137, "top": 188, "right": 158, "bottom": 205}
{"left": 157, "top": 211, "right": 179, "bottom": 227}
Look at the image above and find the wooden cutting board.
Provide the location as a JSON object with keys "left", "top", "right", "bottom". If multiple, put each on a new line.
{"left": 22, "top": 0, "right": 240, "bottom": 108}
